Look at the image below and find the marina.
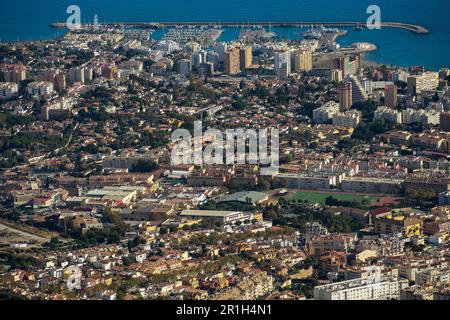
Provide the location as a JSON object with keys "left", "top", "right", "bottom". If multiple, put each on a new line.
{"left": 161, "top": 26, "right": 223, "bottom": 46}
{"left": 50, "top": 21, "right": 430, "bottom": 35}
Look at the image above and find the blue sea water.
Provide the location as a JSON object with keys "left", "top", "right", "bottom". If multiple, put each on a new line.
{"left": 0, "top": 0, "right": 449, "bottom": 70}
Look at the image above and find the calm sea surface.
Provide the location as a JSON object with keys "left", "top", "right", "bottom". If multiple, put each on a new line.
{"left": 0, "top": 0, "right": 449, "bottom": 69}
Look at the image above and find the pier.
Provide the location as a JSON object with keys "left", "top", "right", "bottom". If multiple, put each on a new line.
{"left": 51, "top": 21, "right": 430, "bottom": 34}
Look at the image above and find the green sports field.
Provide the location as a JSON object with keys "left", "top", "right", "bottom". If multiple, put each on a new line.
{"left": 289, "top": 192, "right": 380, "bottom": 205}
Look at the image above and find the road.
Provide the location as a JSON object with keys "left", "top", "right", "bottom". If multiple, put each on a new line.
{"left": 0, "top": 222, "right": 50, "bottom": 245}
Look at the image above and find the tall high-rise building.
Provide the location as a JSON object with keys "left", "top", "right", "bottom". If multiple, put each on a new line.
{"left": 327, "top": 69, "right": 343, "bottom": 82}
{"left": 385, "top": 84, "right": 398, "bottom": 108}
{"left": 215, "top": 42, "right": 227, "bottom": 63}
{"left": 68, "top": 66, "right": 93, "bottom": 84}
{"left": 41, "top": 105, "right": 49, "bottom": 121}
{"left": 274, "top": 50, "right": 291, "bottom": 80}
{"left": 68, "top": 66, "right": 84, "bottom": 84}
{"left": 292, "top": 49, "right": 313, "bottom": 72}
{"left": 339, "top": 82, "right": 353, "bottom": 111}
{"left": 338, "top": 56, "right": 350, "bottom": 76}
{"left": 440, "top": 112, "right": 450, "bottom": 132}
{"left": 191, "top": 51, "right": 207, "bottom": 67}
{"left": 54, "top": 73, "right": 67, "bottom": 92}
{"left": 347, "top": 75, "right": 368, "bottom": 104}
{"left": 354, "top": 53, "right": 362, "bottom": 74}
{"left": 337, "top": 55, "right": 359, "bottom": 77}
{"left": 84, "top": 67, "right": 93, "bottom": 82}
{"left": 224, "top": 48, "right": 240, "bottom": 75}
{"left": 239, "top": 46, "right": 252, "bottom": 71}
{"left": 177, "top": 59, "right": 191, "bottom": 76}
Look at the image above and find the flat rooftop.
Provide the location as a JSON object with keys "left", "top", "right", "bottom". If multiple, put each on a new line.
{"left": 180, "top": 210, "right": 245, "bottom": 218}
{"left": 216, "top": 191, "right": 269, "bottom": 204}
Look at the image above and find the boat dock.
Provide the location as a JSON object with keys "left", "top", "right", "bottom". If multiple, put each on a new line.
{"left": 51, "top": 21, "right": 430, "bottom": 34}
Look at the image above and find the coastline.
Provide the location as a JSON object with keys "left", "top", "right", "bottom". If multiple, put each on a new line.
{"left": 362, "top": 57, "right": 406, "bottom": 70}
{"left": 0, "top": 25, "right": 434, "bottom": 71}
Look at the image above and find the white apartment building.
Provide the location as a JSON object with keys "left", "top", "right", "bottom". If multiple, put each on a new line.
{"left": 306, "top": 222, "right": 328, "bottom": 236}
{"left": 273, "top": 173, "right": 337, "bottom": 190}
{"left": 185, "top": 41, "right": 201, "bottom": 53}
{"left": 155, "top": 40, "right": 180, "bottom": 53}
{"left": 332, "top": 110, "right": 362, "bottom": 128}
{"left": 402, "top": 108, "right": 441, "bottom": 125}
{"left": 374, "top": 106, "right": 402, "bottom": 124}
{"left": 313, "top": 101, "right": 340, "bottom": 123}
{"left": 274, "top": 50, "right": 291, "bottom": 80}
{"left": 117, "top": 60, "right": 144, "bottom": 79}
{"left": 215, "top": 42, "right": 227, "bottom": 62}
{"left": 392, "top": 70, "right": 409, "bottom": 83}
{"left": 26, "top": 81, "right": 54, "bottom": 96}
{"left": 415, "top": 267, "right": 450, "bottom": 286}
{"left": 0, "top": 82, "right": 18, "bottom": 98}
{"left": 341, "top": 177, "right": 404, "bottom": 194}
{"left": 314, "top": 276, "right": 409, "bottom": 300}
{"left": 68, "top": 65, "right": 93, "bottom": 84}
{"left": 367, "top": 81, "right": 394, "bottom": 91}
{"left": 348, "top": 75, "right": 369, "bottom": 103}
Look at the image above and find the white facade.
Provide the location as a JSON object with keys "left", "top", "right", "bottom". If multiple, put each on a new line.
{"left": 314, "top": 276, "right": 409, "bottom": 300}
{"left": 348, "top": 75, "right": 369, "bottom": 103}
{"left": 313, "top": 101, "right": 340, "bottom": 123}
{"left": 402, "top": 108, "right": 441, "bottom": 125}
{"left": 341, "top": 177, "right": 404, "bottom": 194}
{"left": 327, "top": 69, "right": 343, "bottom": 82}
{"left": 306, "top": 222, "right": 328, "bottom": 236}
{"left": 274, "top": 50, "right": 291, "bottom": 80}
{"left": 27, "top": 81, "right": 54, "bottom": 96}
{"left": 392, "top": 70, "right": 409, "bottom": 83}
{"left": 374, "top": 106, "right": 402, "bottom": 124}
{"left": 332, "top": 110, "right": 362, "bottom": 128}
{"left": 185, "top": 41, "right": 201, "bottom": 53}
{"left": 117, "top": 60, "right": 143, "bottom": 79}
{"left": 0, "top": 82, "right": 18, "bottom": 98}
{"left": 155, "top": 40, "right": 180, "bottom": 53}
{"left": 273, "top": 173, "right": 337, "bottom": 190}
{"left": 215, "top": 42, "right": 227, "bottom": 63}
{"left": 408, "top": 72, "right": 439, "bottom": 95}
